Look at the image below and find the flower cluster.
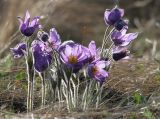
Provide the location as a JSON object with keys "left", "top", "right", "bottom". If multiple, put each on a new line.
{"left": 103, "top": 7, "right": 138, "bottom": 61}
{"left": 10, "top": 6, "right": 138, "bottom": 111}
{"left": 11, "top": 11, "right": 110, "bottom": 82}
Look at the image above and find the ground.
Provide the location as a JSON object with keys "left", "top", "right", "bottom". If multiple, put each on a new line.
{"left": 0, "top": 55, "right": 160, "bottom": 119}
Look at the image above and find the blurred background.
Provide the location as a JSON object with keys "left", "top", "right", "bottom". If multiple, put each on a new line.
{"left": 0, "top": 0, "right": 160, "bottom": 59}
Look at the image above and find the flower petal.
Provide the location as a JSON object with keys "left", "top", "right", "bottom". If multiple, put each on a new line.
{"left": 24, "top": 10, "right": 30, "bottom": 25}
{"left": 49, "top": 28, "right": 61, "bottom": 43}
{"left": 121, "top": 33, "right": 138, "bottom": 46}
{"left": 88, "top": 40, "right": 96, "bottom": 56}
{"left": 65, "top": 45, "right": 72, "bottom": 57}
{"left": 30, "top": 16, "right": 40, "bottom": 27}
{"left": 95, "top": 69, "right": 108, "bottom": 82}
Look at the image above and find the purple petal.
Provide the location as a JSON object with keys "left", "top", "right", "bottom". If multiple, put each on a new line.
{"left": 30, "top": 16, "right": 40, "bottom": 27}
{"left": 88, "top": 41, "right": 96, "bottom": 56}
{"left": 60, "top": 52, "right": 68, "bottom": 63}
{"left": 95, "top": 61, "right": 106, "bottom": 69}
{"left": 111, "top": 31, "right": 122, "bottom": 39}
{"left": 72, "top": 45, "right": 80, "bottom": 56}
{"left": 17, "top": 17, "right": 23, "bottom": 25}
{"left": 121, "top": 33, "right": 138, "bottom": 46}
{"left": 65, "top": 45, "right": 72, "bottom": 57}
{"left": 24, "top": 10, "right": 30, "bottom": 24}
{"left": 49, "top": 28, "right": 61, "bottom": 43}
{"left": 118, "top": 8, "right": 124, "bottom": 17}
{"left": 58, "top": 40, "right": 75, "bottom": 51}
{"left": 121, "top": 26, "right": 128, "bottom": 35}
{"left": 104, "top": 9, "right": 111, "bottom": 24}
{"left": 95, "top": 69, "right": 108, "bottom": 82}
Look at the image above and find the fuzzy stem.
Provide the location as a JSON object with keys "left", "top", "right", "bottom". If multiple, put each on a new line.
{"left": 101, "top": 26, "right": 110, "bottom": 54}
{"left": 25, "top": 37, "right": 34, "bottom": 112}
{"left": 39, "top": 72, "right": 46, "bottom": 107}
{"left": 101, "top": 28, "right": 115, "bottom": 57}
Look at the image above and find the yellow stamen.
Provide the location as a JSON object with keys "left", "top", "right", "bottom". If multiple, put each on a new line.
{"left": 68, "top": 55, "right": 78, "bottom": 64}
{"left": 92, "top": 66, "right": 98, "bottom": 75}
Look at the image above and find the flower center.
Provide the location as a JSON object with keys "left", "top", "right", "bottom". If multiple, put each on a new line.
{"left": 68, "top": 55, "right": 78, "bottom": 64}
{"left": 92, "top": 66, "right": 98, "bottom": 75}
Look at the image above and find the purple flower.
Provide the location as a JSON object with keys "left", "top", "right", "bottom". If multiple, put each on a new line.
{"left": 87, "top": 60, "right": 110, "bottom": 82}
{"left": 112, "top": 46, "right": 130, "bottom": 61}
{"left": 17, "top": 11, "right": 41, "bottom": 37}
{"left": 104, "top": 7, "right": 124, "bottom": 26}
{"left": 32, "top": 40, "right": 52, "bottom": 72}
{"left": 10, "top": 42, "right": 26, "bottom": 58}
{"left": 111, "top": 28, "right": 138, "bottom": 47}
{"left": 59, "top": 42, "right": 88, "bottom": 72}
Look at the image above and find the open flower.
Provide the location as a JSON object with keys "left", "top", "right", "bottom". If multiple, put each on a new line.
{"left": 59, "top": 43, "right": 88, "bottom": 72}
{"left": 104, "top": 7, "right": 124, "bottom": 26}
{"left": 87, "top": 60, "right": 110, "bottom": 82}
{"left": 10, "top": 42, "right": 26, "bottom": 58}
{"left": 111, "top": 28, "right": 138, "bottom": 47}
{"left": 32, "top": 40, "right": 52, "bottom": 72}
{"left": 17, "top": 11, "right": 41, "bottom": 37}
{"left": 112, "top": 46, "right": 130, "bottom": 61}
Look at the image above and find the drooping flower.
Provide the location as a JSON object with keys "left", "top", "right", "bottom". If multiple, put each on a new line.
{"left": 114, "top": 19, "right": 128, "bottom": 31}
{"left": 59, "top": 43, "right": 88, "bottom": 72}
{"left": 17, "top": 11, "right": 41, "bottom": 37}
{"left": 32, "top": 40, "right": 52, "bottom": 72}
{"left": 112, "top": 46, "right": 130, "bottom": 61}
{"left": 10, "top": 42, "right": 26, "bottom": 58}
{"left": 87, "top": 60, "right": 110, "bottom": 82}
{"left": 104, "top": 7, "right": 124, "bottom": 26}
{"left": 37, "top": 31, "right": 49, "bottom": 42}
{"left": 111, "top": 28, "right": 138, "bottom": 47}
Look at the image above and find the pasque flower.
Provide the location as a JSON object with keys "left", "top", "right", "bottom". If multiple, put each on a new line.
{"left": 10, "top": 42, "right": 26, "bottom": 58}
{"left": 111, "top": 28, "right": 138, "bottom": 47}
{"left": 17, "top": 11, "right": 41, "bottom": 37}
{"left": 104, "top": 7, "right": 124, "bottom": 26}
{"left": 32, "top": 40, "right": 52, "bottom": 72}
{"left": 112, "top": 46, "right": 130, "bottom": 61}
{"left": 87, "top": 60, "right": 110, "bottom": 82}
{"left": 59, "top": 42, "right": 88, "bottom": 72}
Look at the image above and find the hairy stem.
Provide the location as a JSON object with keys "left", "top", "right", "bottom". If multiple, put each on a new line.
{"left": 25, "top": 37, "right": 34, "bottom": 112}
{"left": 39, "top": 72, "right": 46, "bottom": 107}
